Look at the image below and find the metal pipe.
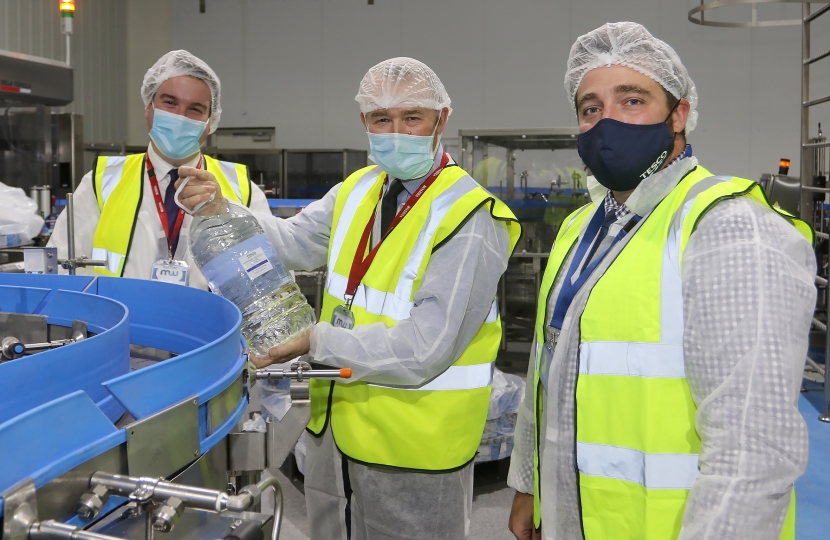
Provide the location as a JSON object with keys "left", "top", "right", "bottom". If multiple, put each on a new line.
{"left": 802, "top": 3, "right": 812, "bottom": 222}
{"left": 257, "top": 476, "right": 284, "bottom": 540}
{"left": 817, "top": 275, "right": 828, "bottom": 287}
{"left": 812, "top": 318, "right": 827, "bottom": 332}
{"left": 805, "top": 2, "right": 830, "bottom": 23}
{"left": 66, "top": 193, "right": 76, "bottom": 275}
{"left": 804, "top": 48, "right": 830, "bottom": 66}
{"left": 89, "top": 472, "right": 251, "bottom": 512}
{"left": 256, "top": 366, "right": 351, "bottom": 382}
{"left": 804, "top": 95, "right": 830, "bottom": 108}
{"left": 30, "top": 520, "right": 121, "bottom": 540}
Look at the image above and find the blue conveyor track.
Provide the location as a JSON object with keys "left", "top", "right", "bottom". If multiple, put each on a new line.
{"left": 0, "top": 274, "right": 248, "bottom": 520}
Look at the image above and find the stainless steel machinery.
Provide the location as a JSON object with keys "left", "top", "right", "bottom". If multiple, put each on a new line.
{"left": 205, "top": 127, "right": 368, "bottom": 201}
{"left": 460, "top": 129, "right": 589, "bottom": 349}
{"left": 0, "top": 273, "right": 349, "bottom": 540}
{"left": 0, "top": 50, "right": 82, "bottom": 200}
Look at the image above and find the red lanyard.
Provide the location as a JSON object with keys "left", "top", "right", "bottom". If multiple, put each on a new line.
{"left": 146, "top": 153, "right": 202, "bottom": 257}
{"left": 345, "top": 152, "right": 450, "bottom": 305}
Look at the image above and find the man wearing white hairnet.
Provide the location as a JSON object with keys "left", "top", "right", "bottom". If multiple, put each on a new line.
{"left": 177, "top": 57, "right": 520, "bottom": 539}
{"left": 49, "top": 50, "right": 269, "bottom": 286}
{"left": 507, "top": 22, "right": 815, "bottom": 540}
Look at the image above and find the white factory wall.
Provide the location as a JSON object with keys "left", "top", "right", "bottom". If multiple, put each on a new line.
{"left": 126, "top": 0, "right": 175, "bottom": 146}
{"left": 0, "top": 0, "right": 127, "bottom": 144}
{"left": 171, "top": 0, "right": 830, "bottom": 183}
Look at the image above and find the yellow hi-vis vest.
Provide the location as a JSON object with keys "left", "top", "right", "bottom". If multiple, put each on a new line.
{"left": 90, "top": 153, "right": 252, "bottom": 277}
{"left": 531, "top": 165, "right": 812, "bottom": 539}
{"left": 307, "top": 164, "right": 521, "bottom": 471}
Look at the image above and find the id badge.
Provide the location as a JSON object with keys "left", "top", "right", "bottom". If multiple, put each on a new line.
{"left": 150, "top": 259, "right": 190, "bottom": 286}
{"left": 331, "top": 305, "right": 355, "bottom": 330}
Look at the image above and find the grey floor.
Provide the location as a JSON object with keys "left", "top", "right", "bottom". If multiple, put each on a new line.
{"left": 270, "top": 461, "right": 517, "bottom": 540}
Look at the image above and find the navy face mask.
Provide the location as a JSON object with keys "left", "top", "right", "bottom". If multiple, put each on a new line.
{"left": 577, "top": 117, "right": 677, "bottom": 192}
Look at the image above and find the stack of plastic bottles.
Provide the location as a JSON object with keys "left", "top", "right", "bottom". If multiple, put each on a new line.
{"left": 475, "top": 368, "right": 526, "bottom": 463}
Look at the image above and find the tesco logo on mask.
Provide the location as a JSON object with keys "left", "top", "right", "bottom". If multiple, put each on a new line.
{"left": 640, "top": 151, "right": 668, "bottom": 179}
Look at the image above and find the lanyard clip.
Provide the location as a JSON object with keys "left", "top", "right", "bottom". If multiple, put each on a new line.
{"left": 344, "top": 294, "right": 354, "bottom": 310}
{"left": 546, "top": 327, "right": 561, "bottom": 346}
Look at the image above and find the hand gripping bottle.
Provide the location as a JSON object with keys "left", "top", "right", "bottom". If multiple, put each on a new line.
{"left": 186, "top": 197, "right": 316, "bottom": 357}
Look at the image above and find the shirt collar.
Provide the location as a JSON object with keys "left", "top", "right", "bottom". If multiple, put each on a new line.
{"left": 587, "top": 144, "right": 696, "bottom": 218}
{"left": 146, "top": 143, "right": 201, "bottom": 179}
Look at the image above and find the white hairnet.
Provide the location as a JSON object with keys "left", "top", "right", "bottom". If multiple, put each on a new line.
{"left": 564, "top": 22, "right": 698, "bottom": 134}
{"left": 141, "top": 50, "right": 222, "bottom": 133}
{"left": 356, "top": 57, "right": 452, "bottom": 115}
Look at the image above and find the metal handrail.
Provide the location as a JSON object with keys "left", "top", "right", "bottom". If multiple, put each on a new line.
{"left": 805, "top": 48, "right": 830, "bottom": 65}
{"left": 802, "top": 140, "right": 830, "bottom": 149}
{"left": 805, "top": 2, "right": 830, "bottom": 23}
{"left": 803, "top": 94, "right": 830, "bottom": 107}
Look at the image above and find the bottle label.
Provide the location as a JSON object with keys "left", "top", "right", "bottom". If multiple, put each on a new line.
{"left": 200, "top": 233, "right": 290, "bottom": 296}
{"left": 239, "top": 247, "right": 274, "bottom": 280}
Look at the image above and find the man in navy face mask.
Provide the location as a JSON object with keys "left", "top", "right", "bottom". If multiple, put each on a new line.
{"left": 508, "top": 22, "right": 816, "bottom": 540}
{"left": 49, "top": 50, "right": 269, "bottom": 287}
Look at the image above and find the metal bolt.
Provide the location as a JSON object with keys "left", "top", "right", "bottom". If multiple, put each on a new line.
{"left": 193, "top": 450, "right": 199, "bottom": 457}
{"left": 192, "top": 398, "right": 198, "bottom": 405}
{"left": 152, "top": 497, "right": 185, "bottom": 533}
{"left": 77, "top": 485, "right": 110, "bottom": 520}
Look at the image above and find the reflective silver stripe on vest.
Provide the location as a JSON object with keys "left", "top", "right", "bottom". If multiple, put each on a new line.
{"left": 576, "top": 441, "right": 699, "bottom": 489}
{"left": 392, "top": 175, "right": 480, "bottom": 303}
{"left": 215, "top": 160, "right": 243, "bottom": 202}
{"left": 368, "top": 363, "right": 493, "bottom": 391}
{"left": 579, "top": 342, "right": 685, "bottom": 378}
{"left": 327, "top": 270, "right": 414, "bottom": 321}
{"left": 327, "top": 167, "right": 381, "bottom": 281}
{"left": 99, "top": 155, "right": 129, "bottom": 205}
{"left": 91, "top": 247, "right": 124, "bottom": 275}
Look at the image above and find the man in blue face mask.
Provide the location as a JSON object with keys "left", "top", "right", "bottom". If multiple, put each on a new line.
{"left": 49, "top": 50, "right": 270, "bottom": 287}
{"left": 178, "top": 57, "right": 521, "bottom": 539}
{"left": 507, "top": 22, "right": 816, "bottom": 540}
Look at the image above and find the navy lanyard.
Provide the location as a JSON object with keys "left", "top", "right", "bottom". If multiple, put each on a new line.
{"left": 548, "top": 206, "right": 639, "bottom": 329}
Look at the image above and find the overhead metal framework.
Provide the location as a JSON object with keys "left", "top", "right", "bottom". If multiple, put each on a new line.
{"left": 689, "top": 0, "right": 807, "bottom": 28}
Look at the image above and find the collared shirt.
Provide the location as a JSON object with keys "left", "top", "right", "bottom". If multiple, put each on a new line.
{"left": 601, "top": 144, "right": 693, "bottom": 221}
{"left": 146, "top": 144, "right": 200, "bottom": 202}
{"left": 371, "top": 144, "right": 452, "bottom": 248}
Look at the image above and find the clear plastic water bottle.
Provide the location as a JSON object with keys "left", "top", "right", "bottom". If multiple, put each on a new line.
{"left": 188, "top": 202, "right": 316, "bottom": 356}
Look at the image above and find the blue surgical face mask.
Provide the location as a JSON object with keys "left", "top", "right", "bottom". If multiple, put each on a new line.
{"left": 577, "top": 117, "right": 677, "bottom": 192}
{"left": 148, "top": 105, "right": 208, "bottom": 160}
{"left": 367, "top": 118, "right": 440, "bottom": 180}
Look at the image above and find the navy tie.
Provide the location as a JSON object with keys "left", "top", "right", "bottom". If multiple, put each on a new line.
{"left": 163, "top": 169, "right": 181, "bottom": 257}
{"left": 381, "top": 180, "right": 406, "bottom": 236}
{"left": 581, "top": 210, "right": 618, "bottom": 272}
